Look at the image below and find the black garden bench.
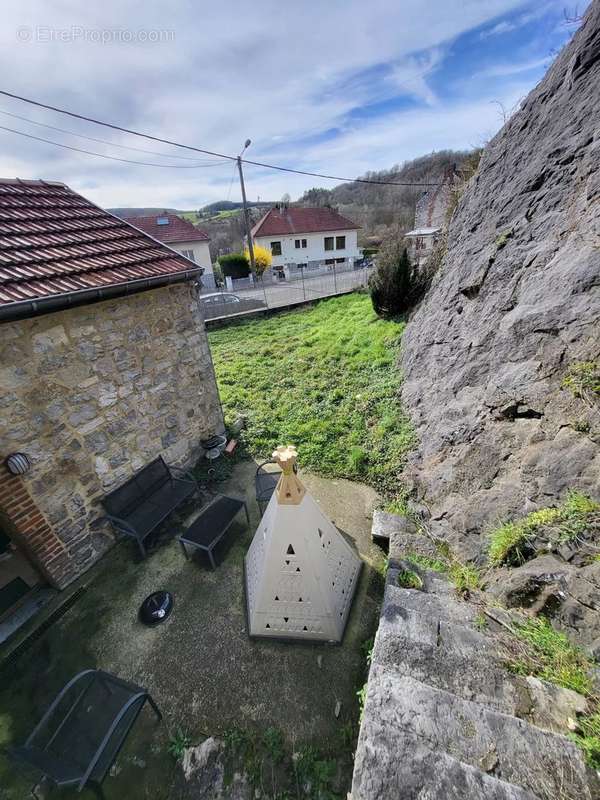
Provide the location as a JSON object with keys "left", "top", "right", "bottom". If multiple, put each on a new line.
{"left": 102, "top": 456, "right": 197, "bottom": 558}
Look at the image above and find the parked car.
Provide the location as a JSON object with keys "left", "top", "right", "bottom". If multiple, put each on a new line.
{"left": 199, "top": 292, "right": 266, "bottom": 320}
{"left": 200, "top": 292, "right": 241, "bottom": 307}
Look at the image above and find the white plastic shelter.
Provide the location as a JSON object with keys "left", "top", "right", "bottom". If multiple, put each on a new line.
{"left": 245, "top": 445, "right": 362, "bottom": 642}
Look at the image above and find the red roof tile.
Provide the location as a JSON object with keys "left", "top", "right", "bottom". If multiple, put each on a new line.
{"left": 251, "top": 206, "right": 360, "bottom": 238}
{"left": 126, "top": 212, "right": 209, "bottom": 243}
{"left": 0, "top": 180, "right": 202, "bottom": 309}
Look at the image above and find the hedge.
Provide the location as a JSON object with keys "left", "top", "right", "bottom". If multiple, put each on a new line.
{"left": 218, "top": 253, "right": 250, "bottom": 278}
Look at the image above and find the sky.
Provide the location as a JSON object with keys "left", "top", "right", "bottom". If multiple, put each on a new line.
{"left": 0, "top": 1, "right": 588, "bottom": 209}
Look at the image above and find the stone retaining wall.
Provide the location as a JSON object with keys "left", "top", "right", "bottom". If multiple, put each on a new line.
{"left": 0, "top": 282, "right": 223, "bottom": 587}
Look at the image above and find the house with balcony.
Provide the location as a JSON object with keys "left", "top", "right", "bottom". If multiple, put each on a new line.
{"left": 251, "top": 205, "right": 361, "bottom": 278}
{"left": 127, "top": 212, "right": 216, "bottom": 287}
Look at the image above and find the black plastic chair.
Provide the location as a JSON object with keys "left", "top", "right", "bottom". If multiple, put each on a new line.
{"left": 7, "top": 669, "right": 161, "bottom": 799}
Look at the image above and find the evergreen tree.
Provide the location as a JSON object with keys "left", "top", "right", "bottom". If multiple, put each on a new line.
{"left": 369, "top": 246, "right": 429, "bottom": 317}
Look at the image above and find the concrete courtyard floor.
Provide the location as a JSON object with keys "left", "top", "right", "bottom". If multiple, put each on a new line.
{"left": 0, "top": 461, "right": 384, "bottom": 799}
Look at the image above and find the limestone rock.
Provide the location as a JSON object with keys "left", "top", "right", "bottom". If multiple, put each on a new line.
{"left": 400, "top": 3, "right": 600, "bottom": 562}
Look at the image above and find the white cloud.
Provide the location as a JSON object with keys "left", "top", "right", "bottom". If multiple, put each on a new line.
{"left": 0, "top": 0, "right": 567, "bottom": 207}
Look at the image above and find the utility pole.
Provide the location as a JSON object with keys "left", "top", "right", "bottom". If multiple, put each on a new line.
{"left": 237, "top": 139, "right": 268, "bottom": 307}
{"left": 237, "top": 140, "right": 256, "bottom": 274}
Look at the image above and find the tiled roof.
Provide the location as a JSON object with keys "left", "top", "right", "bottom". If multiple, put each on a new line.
{"left": 0, "top": 179, "right": 201, "bottom": 309}
{"left": 252, "top": 206, "right": 360, "bottom": 237}
{"left": 127, "top": 213, "right": 210, "bottom": 243}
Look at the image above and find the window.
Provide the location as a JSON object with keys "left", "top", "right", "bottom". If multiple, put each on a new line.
{"left": 325, "top": 258, "right": 335, "bottom": 265}
{"left": 296, "top": 262, "right": 307, "bottom": 269}
{"left": 271, "top": 241, "right": 282, "bottom": 256}
{"left": 324, "top": 236, "right": 334, "bottom": 251}
{"left": 156, "top": 216, "right": 169, "bottom": 225}
{"left": 295, "top": 239, "right": 301, "bottom": 248}
{"left": 415, "top": 237, "right": 426, "bottom": 250}
{"left": 181, "top": 249, "right": 196, "bottom": 262}
{"left": 336, "top": 236, "right": 346, "bottom": 250}
{"left": 335, "top": 258, "right": 345, "bottom": 264}
{"left": 301, "top": 239, "right": 307, "bottom": 248}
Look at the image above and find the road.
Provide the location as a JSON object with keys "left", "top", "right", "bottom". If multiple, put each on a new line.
{"left": 203, "top": 267, "right": 373, "bottom": 320}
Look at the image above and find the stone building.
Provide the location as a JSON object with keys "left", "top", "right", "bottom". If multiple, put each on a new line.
{"left": 405, "top": 165, "right": 459, "bottom": 266}
{"left": 0, "top": 179, "right": 223, "bottom": 617}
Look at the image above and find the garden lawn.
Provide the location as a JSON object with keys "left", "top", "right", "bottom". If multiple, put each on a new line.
{"left": 208, "top": 293, "right": 413, "bottom": 496}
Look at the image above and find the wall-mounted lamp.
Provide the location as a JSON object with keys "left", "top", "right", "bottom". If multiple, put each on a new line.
{"left": 5, "top": 453, "right": 31, "bottom": 475}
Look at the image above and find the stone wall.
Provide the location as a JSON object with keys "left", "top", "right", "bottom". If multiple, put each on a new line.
{"left": 0, "top": 282, "right": 224, "bottom": 587}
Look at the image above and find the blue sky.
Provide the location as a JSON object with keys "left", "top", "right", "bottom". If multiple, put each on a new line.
{"left": 0, "top": 0, "right": 587, "bottom": 208}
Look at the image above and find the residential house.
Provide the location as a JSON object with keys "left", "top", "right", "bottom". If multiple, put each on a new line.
{"left": 127, "top": 212, "right": 215, "bottom": 287}
{"left": 405, "top": 166, "right": 459, "bottom": 266}
{"left": 0, "top": 179, "right": 223, "bottom": 622}
{"left": 251, "top": 205, "right": 361, "bottom": 278}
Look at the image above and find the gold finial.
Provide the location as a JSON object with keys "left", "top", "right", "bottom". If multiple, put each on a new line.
{"left": 272, "top": 445, "right": 305, "bottom": 505}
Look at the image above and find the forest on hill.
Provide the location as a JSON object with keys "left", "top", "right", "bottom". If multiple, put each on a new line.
{"left": 298, "top": 149, "right": 474, "bottom": 245}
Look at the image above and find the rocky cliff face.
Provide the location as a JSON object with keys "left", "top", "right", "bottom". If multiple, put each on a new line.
{"left": 401, "top": 2, "right": 600, "bottom": 564}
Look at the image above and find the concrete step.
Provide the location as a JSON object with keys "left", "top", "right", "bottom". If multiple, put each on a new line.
{"left": 381, "top": 568, "right": 590, "bottom": 731}
{"left": 357, "top": 669, "right": 592, "bottom": 800}
{"left": 352, "top": 737, "right": 540, "bottom": 800}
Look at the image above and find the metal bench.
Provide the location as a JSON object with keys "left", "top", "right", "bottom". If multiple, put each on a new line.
{"left": 102, "top": 456, "right": 197, "bottom": 559}
{"left": 6, "top": 669, "right": 161, "bottom": 800}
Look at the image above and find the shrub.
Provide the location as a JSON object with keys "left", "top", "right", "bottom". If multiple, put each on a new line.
{"left": 369, "top": 246, "right": 430, "bottom": 317}
{"left": 218, "top": 252, "right": 250, "bottom": 279}
{"left": 244, "top": 244, "right": 272, "bottom": 277}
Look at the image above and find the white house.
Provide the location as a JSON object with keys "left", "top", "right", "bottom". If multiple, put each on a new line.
{"left": 128, "top": 212, "right": 215, "bottom": 286}
{"left": 251, "top": 205, "right": 361, "bottom": 276}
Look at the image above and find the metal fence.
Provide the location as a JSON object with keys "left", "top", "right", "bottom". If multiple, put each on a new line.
{"left": 199, "top": 261, "right": 374, "bottom": 321}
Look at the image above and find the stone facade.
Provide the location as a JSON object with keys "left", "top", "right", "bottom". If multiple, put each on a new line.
{"left": 0, "top": 282, "right": 223, "bottom": 588}
{"left": 414, "top": 172, "right": 456, "bottom": 230}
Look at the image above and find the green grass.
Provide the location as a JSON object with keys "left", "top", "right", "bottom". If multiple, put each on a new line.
{"left": 396, "top": 569, "right": 423, "bottom": 590}
{"left": 405, "top": 552, "right": 448, "bottom": 573}
{"left": 448, "top": 562, "right": 480, "bottom": 594}
{"left": 208, "top": 294, "right": 413, "bottom": 495}
{"left": 488, "top": 491, "right": 599, "bottom": 566}
{"left": 510, "top": 617, "right": 593, "bottom": 696}
{"left": 570, "top": 712, "right": 600, "bottom": 769}
{"left": 562, "top": 361, "right": 600, "bottom": 399}
{"left": 505, "top": 616, "right": 600, "bottom": 767}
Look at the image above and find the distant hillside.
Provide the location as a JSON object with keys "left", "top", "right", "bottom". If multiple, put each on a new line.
{"left": 109, "top": 207, "right": 183, "bottom": 218}
{"left": 298, "top": 149, "right": 475, "bottom": 245}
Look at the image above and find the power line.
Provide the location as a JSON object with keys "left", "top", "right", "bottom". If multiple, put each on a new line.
{"left": 0, "top": 107, "right": 228, "bottom": 162}
{"left": 0, "top": 124, "right": 230, "bottom": 169}
{"left": 0, "top": 89, "right": 440, "bottom": 187}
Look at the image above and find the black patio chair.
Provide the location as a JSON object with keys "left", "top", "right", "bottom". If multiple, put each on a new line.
{"left": 6, "top": 669, "right": 161, "bottom": 800}
{"left": 255, "top": 459, "right": 282, "bottom": 513}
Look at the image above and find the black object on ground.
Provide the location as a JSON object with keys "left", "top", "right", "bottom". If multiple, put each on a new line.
{"left": 139, "top": 591, "right": 174, "bottom": 626}
{"left": 0, "top": 577, "right": 30, "bottom": 616}
{"left": 7, "top": 669, "right": 162, "bottom": 800}
{"left": 102, "top": 456, "right": 197, "bottom": 559}
{"left": 178, "top": 494, "right": 249, "bottom": 569}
